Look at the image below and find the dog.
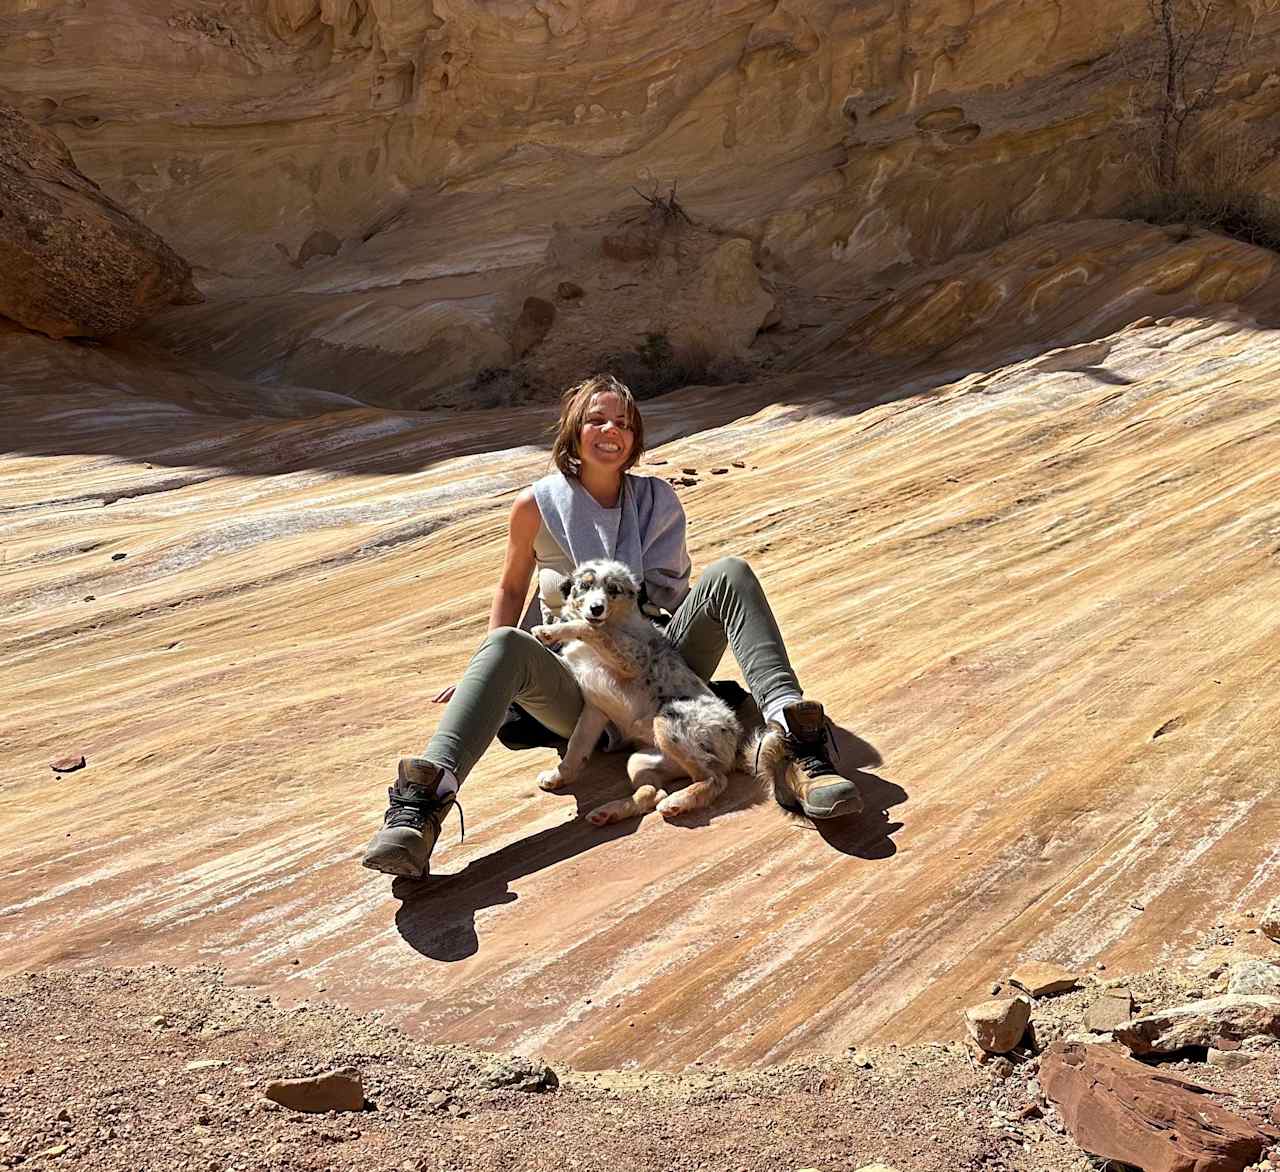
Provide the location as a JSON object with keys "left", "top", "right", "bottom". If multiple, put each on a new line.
{"left": 531, "top": 559, "right": 784, "bottom": 825}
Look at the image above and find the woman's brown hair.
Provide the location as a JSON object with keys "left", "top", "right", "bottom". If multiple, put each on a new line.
{"left": 550, "top": 373, "right": 645, "bottom": 477}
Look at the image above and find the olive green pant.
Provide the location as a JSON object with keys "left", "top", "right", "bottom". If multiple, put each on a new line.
{"left": 423, "top": 557, "right": 803, "bottom": 784}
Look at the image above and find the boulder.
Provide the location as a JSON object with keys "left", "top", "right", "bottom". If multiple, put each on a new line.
{"left": 0, "top": 102, "right": 200, "bottom": 338}
{"left": 1262, "top": 897, "right": 1280, "bottom": 943}
{"left": 963, "top": 995, "right": 1031, "bottom": 1054}
{"left": 1115, "top": 995, "right": 1280, "bottom": 1055}
{"left": 263, "top": 1067, "right": 364, "bottom": 1113}
{"left": 1085, "top": 987, "right": 1133, "bottom": 1033}
{"left": 1040, "top": 1041, "right": 1276, "bottom": 1172}
{"left": 1227, "top": 959, "right": 1280, "bottom": 997}
{"left": 1009, "top": 961, "right": 1079, "bottom": 997}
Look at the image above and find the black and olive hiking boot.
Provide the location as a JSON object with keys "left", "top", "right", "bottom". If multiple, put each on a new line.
{"left": 770, "top": 700, "right": 864, "bottom": 819}
{"left": 361, "top": 758, "right": 461, "bottom": 879}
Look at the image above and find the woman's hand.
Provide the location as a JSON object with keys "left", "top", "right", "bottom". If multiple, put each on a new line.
{"left": 432, "top": 685, "right": 456, "bottom": 704}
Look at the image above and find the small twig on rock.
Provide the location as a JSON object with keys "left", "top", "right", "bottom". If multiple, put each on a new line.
{"left": 631, "top": 178, "right": 695, "bottom": 225}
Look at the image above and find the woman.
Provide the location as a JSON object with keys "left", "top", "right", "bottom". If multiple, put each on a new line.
{"left": 362, "top": 373, "right": 861, "bottom": 878}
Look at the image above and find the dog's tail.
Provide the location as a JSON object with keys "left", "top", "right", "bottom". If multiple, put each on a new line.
{"left": 740, "top": 724, "right": 805, "bottom": 820}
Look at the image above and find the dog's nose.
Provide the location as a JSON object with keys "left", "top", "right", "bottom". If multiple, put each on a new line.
{"left": 589, "top": 602, "right": 604, "bottom": 617}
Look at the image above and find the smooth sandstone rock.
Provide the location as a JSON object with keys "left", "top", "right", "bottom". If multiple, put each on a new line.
{"left": 0, "top": 103, "right": 200, "bottom": 338}
{"left": 263, "top": 1067, "right": 364, "bottom": 1113}
{"left": 1041, "top": 1042, "right": 1275, "bottom": 1172}
{"left": 963, "top": 995, "right": 1031, "bottom": 1054}
{"left": 1009, "top": 961, "right": 1078, "bottom": 997}
{"left": 1115, "top": 995, "right": 1280, "bottom": 1055}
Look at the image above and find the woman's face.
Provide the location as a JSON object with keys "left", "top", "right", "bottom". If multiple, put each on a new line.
{"left": 578, "top": 391, "right": 635, "bottom": 474}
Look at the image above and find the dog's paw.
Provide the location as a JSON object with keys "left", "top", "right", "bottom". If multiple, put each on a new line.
{"left": 657, "top": 784, "right": 710, "bottom": 819}
{"left": 530, "top": 624, "right": 557, "bottom": 646}
{"left": 537, "top": 767, "right": 567, "bottom": 792}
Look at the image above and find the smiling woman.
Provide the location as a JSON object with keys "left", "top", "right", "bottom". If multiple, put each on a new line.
{"left": 361, "top": 373, "right": 864, "bottom": 880}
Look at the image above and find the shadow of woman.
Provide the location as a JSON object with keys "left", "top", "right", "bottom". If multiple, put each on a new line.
{"left": 392, "top": 723, "right": 903, "bottom": 960}
{"left": 392, "top": 753, "right": 765, "bottom": 962}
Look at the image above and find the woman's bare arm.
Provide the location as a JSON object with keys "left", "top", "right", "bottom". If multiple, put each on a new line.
{"left": 434, "top": 489, "right": 540, "bottom": 702}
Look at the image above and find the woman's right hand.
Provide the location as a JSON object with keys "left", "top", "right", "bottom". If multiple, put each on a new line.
{"left": 433, "top": 685, "right": 456, "bottom": 704}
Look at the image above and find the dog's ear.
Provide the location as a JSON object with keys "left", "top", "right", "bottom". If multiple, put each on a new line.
{"left": 560, "top": 576, "right": 574, "bottom": 599}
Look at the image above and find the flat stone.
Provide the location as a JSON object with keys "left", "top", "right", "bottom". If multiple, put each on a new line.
{"left": 1227, "top": 959, "right": 1280, "bottom": 997}
{"left": 1009, "top": 961, "right": 1079, "bottom": 997}
{"left": 1085, "top": 987, "right": 1133, "bottom": 1033}
{"left": 49, "top": 754, "right": 86, "bottom": 773}
{"left": 1041, "top": 1041, "right": 1274, "bottom": 1172}
{"left": 963, "top": 995, "right": 1031, "bottom": 1054}
{"left": 185, "top": 1059, "right": 229, "bottom": 1071}
{"left": 1115, "top": 994, "right": 1280, "bottom": 1055}
{"left": 1207, "top": 1048, "right": 1257, "bottom": 1070}
{"left": 263, "top": 1067, "right": 364, "bottom": 1113}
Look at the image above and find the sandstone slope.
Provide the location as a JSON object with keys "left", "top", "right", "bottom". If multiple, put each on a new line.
{"left": 2, "top": 221, "right": 1278, "bottom": 1072}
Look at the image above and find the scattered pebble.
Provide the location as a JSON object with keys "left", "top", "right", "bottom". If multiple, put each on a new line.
{"left": 111, "top": 552, "right": 127, "bottom": 561}
{"left": 49, "top": 754, "right": 86, "bottom": 774}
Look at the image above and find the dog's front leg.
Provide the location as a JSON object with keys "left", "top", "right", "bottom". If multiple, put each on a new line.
{"left": 538, "top": 704, "right": 609, "bottom": 792}
{"left": 563, "top": 624, "right": 647, "bottom": 681}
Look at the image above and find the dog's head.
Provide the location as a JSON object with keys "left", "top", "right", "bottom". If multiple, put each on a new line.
{"left": 563, "top": 559, "right": 640, "bottom": 627}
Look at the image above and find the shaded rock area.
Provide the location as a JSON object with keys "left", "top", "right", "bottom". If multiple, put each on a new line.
{"left": 0, "top": 103, "right": 200, "bottom": 339}
{"left": 1040, "top": 1042, "right": 1277, "bottom": 1172}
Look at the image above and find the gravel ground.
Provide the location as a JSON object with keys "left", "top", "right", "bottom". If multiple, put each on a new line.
{"left": 0, "top": 964, "right": 1275, "bottom": 1172}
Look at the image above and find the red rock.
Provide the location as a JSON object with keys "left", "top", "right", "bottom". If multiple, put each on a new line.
{"left": 49, "top": 754, "right": 86, "bottom": 773}
{"left": 263, "top": 1067, "right": 363, "bottom": 1113}
{"left": 1040, "top": 1041, "right": 1277, "bottom": 1172}
{"left": 0, "top": 102, "right": 201, "bottom": 338}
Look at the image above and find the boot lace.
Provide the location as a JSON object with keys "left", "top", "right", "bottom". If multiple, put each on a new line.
{"left": 385, "top": 787, "right": 465, "bottom": 843}
{"left": 783, "top": 727, "right": 837, "bottom": 781}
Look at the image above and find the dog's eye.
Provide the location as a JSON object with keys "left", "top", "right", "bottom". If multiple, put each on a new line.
{"left": 606, "top": 585, "right": 621, "bottom": 597}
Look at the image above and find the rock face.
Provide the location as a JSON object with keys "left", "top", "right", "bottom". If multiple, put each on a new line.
{"left": 963, "top": 996, "right": 1031, "bottom": 1054}
{"left": 0, "top": 103, "right": 200, "bottom": 338}
{"left": 1115, "top": 995, "right": 1280, "bottom": 1055}
{"left": 1041, "top": 1042, "right": 1276, "bottom": 1172}
{"left": 7, "top": 0, "right": 1280, "bottom": 398}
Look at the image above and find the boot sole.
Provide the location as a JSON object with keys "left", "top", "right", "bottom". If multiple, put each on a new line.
{"left": 802, "top": 794, "right": 864, "bottom": 820}
{"left": 361, "top": 846, "right": 427, "bottom": 879}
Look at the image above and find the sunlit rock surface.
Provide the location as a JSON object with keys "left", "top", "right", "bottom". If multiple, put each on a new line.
{"left": 3, "top": 221, "right": 1278, "bottom": 1069}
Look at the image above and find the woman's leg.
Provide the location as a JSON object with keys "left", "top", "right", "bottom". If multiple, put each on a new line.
{"left": 363, "top": 626, "right": 583, "bottom": 878}
{"left": 664, "top": 556, "right": 802, "bottom": 724}
{"left": 664, "top": 557, "right": 862, "bottom": 819}
{"left": 423, "top": 626, "right": 583, "bottom": 786}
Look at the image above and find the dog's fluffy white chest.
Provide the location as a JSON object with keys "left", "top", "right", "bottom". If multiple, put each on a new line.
{"left": 559, "top": 640, "right": 649, "bottom": 737}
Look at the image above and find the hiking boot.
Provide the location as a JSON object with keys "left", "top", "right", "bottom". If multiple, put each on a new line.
{"left": 771, "top": 700, "right": 863, "bottom": 819}
{"left": 361, "top": 758, "right": 460, "bottom": 879}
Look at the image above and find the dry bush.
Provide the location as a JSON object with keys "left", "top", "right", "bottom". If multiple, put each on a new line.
{"left": 1127, "top": 123, "right": 1280, "bottom": 251}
